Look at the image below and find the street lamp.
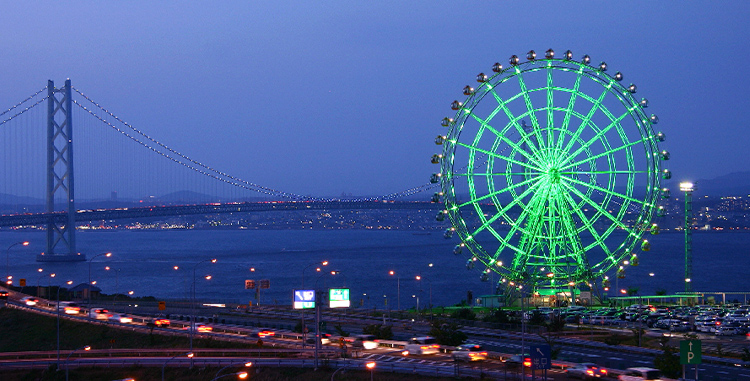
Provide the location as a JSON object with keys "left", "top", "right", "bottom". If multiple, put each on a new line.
{"left": 389, "top": 270, "right": 400, "bottom": 311}
{"left": 300, "top": 260, "right": 328, "bottom": 345}
{"left": 190, "top": 258, "right": 217, "bottom": 360}
{"left": 161, "top": 351, "right": 194, "bottom": 381}
{"left": 5, "top": 241, "right": 29, "bottom": 285}
{"left": 210, "top": 372, "right": 248, "bottom": 381}
{"left": 35, "top": 268, "right": 44, "bottom": 297}
{"left": 213, "top": 361, "right": 252, "bottom": 380}
{"left": 55, "top": 279, "right": 74, "bottom": 370}
{"left": 65, "top": 345, "right": 91, "bottom": 381}
{"left": 301, "top": 260, "right": 328, "bottom": 288}
{"left": 105, "top": 266, "right": 121, "bottom": 307}
{"left": 87, "top": 252, "right": 112, "bottom": 306}
{"left": 366, "top": 361, "right": 376, "bottom": 381}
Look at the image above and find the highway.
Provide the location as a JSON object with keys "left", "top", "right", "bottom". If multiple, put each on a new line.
{"left": 3, "top": 296, "right": 750, "bottom": 380}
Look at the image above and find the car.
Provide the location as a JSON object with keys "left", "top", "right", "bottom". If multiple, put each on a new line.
{"left": 715, "top": 326, "right": 739, "bottom": 336}
{"left": 56, "top": 301, "right": 81, "bottom": 315}
{"left": 109, "top": 313, "right": 133, "bottom": 323}
{"left": 20, "top": 296, "right": 39, "bottom": 306}
{"left": 305, "top": 334, "right": 331, "bottom": 345}
{"left": 256, "top": 329, "right": 275, "bottom": 338}
{"left": 618, "top": 367, "right": 661, "bottom": 380}
{"left": 565, "top": 362, "right": 608, "bottom": 379}
{"left": 149, "top": 316, "right": 170, "bottom": 327}
{"left": 186, "top": 324, "right": 213, "bottom": 333}
{"left": 351, "top": 334, "right": 379, "bottom": 350}
{"left": 0, "top": 290, "right": 9, "bottom": 300}
{"left": 88, "top": 307, "right": 112, "bottom": 320}
{"left": 452, "top": 344, "right": 488, "bottom": 362}
{"left": 504, "top": 354, "right": 531, "bottom": 368}
{"left": 403, "top": 336, "right": 438, "bottom": 355}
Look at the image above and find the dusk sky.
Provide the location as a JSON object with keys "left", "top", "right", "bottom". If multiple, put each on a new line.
{"left": 0, "top": 2, "right": 748, "bottom": 198}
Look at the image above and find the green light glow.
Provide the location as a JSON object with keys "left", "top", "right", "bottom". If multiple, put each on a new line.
{"left": 439, "top": 56, "right": 663, "bottom": 288}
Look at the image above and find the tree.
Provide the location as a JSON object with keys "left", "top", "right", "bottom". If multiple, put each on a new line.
{"left": 482, "top": 308, "right": 510, "bottom": 324}
{"left": 626, "top": 287, "right": 640, "bottom": 296}
{"left": 450, "top": 308, "right": 476, "bottom": 321}
{"left": 653, "top": 337, "right": 680, "bottom": 378}
{"left": 362, "top": 324, "right": 393, "bottom": 340}
{"left": 427, "top": 320, "right": 467, "bottom": 346}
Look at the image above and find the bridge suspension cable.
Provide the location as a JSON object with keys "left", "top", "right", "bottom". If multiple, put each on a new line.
{"left": 0, "top": 87, "right": 48, "bottom": 127}
{"left": 72, "top": 87, "right": 319, "bottom": 201}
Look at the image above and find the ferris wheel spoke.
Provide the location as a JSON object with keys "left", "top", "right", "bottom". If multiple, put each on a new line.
{"left": 561, "top": 170, "right": 648, "bottom": 175}
{"left": 454, "top": 172, "right": 537, "bottom": 177}
{"left": 546, "top": 67, "right": 555, "bottom": 151}
{"left": 558, "top": 180, "right": 637, "bottom": 236}
{"left": 471, "top": 182, "right": 542, "bottom": 257}
{"left": 559, "top": 189, "right": 615, "bottom": 260}
{"left": 486, "top": 88, "right": 546, "bottom": 163}
{"left": 511, "top": 186, "right": 550, "bottom": 270}
{"left": 467, "top": 112, "right": 543, "bottom": 166}
{"left": 561, "top": 176, "right": 642, "bottom": 206}
{"left": 560, "top": 138, "right": 645, "bottom": 173}
{"left": 557, "top": 66, "right": 584, "bottom": 151}
{"left": 560, "top": 85, "right": 610, "bottom": 156}
{"left": 514, "top": 67, "right": 547, "bottom": 151}
{"left": 559, "top": 109, "right": 633, "bottom": 167}
{"left": 457, "top": 176, "right": 541, "bottom": 208}
{"left": 548, "top": 192, "right": 589, "bottom": 273}
{"left": 455, "top": 141, "right": 545, "bottom": 173}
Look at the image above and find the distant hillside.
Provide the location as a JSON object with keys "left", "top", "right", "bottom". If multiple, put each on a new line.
{"left": 694, "top": 171, "right": 750, "bottom": 196}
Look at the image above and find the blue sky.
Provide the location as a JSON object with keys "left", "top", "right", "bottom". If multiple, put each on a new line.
{"left": 0, "top": 2, "right": 748, "bottom": 197}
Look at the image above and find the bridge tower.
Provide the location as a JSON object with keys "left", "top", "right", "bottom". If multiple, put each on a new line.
{"left": 37, "top": 79, "right": 84, "bottom": 262}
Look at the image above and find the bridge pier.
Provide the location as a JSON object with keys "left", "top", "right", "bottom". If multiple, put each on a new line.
{"left": 37, "top": 79, "right": 84, "bottom": 263}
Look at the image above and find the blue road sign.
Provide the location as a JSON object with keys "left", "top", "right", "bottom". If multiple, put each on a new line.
{"left": 529, "top": 344, "right": 551, "bottom": 370}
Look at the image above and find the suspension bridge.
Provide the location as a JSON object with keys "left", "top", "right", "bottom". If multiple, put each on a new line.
{"left": 0, "top": 80, "right": 438, "bottom": 262}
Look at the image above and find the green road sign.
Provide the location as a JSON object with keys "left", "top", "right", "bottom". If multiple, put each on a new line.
{"left": 680, "top": 339, "right": 701, "bottom": 364}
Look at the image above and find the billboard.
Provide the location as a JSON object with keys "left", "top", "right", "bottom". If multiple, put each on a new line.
{"left": 293, "top": 289, "right": 315, "bottom": 309}
{"left": 329, "top": 288, "right": 350, "bottom": 308}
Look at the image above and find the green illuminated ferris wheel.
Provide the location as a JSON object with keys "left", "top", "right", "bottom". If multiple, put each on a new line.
{"left": 432, "top": 49, "right": 670, "bottom": 289}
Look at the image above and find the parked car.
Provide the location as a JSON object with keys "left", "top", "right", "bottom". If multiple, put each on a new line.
{"left": 618, "top": 367, "right": 661, "bottom": 380}
{"left": 403, "top": 336, "right": 438, "bottom": 355}
{"left": 715, "top": 326, "right": 740, "bottom": 336}
{"left": 452, "top": 344, "right": 487, "bottom": 362}
{"left": 565, "top": 362, "right": 608, "bottom": 379}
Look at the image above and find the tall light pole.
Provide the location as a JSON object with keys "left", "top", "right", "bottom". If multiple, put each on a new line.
{"left": 389, "top": 270, "right": 400, "bottom": 311}
{"left": 87, "top": 252, "right": 111, "bottom": 306}
{"left": 5, "top": 241, "right": 29, "bottom": 285}
{"left": 105, "top": 266, "right": 121, "bottom": 307}
{"left": 65, "top": 345, "right": 91, "bottom": 381}
{"left": 56, "top": 279, "right": 74, "bottom": 370}
{"left": 161, "top": 351, "right": 194, "bottom": 381}
{"left": 190, "top": 258, "right": 216, "bottom": 361}
{"left": 680, "top": 181, "right": 695, "bottom": 293}
{"left": 301, "top": 260, "right": 328, "bottom": 345}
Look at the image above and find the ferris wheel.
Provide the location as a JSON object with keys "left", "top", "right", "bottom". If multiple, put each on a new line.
{"left": 432, "top": 49, "right": 669, "bottom": 289}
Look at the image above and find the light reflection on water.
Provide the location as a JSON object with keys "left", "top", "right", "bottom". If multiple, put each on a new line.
{"left": 2, "top": 230, "right": 749, "bottom": 307}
